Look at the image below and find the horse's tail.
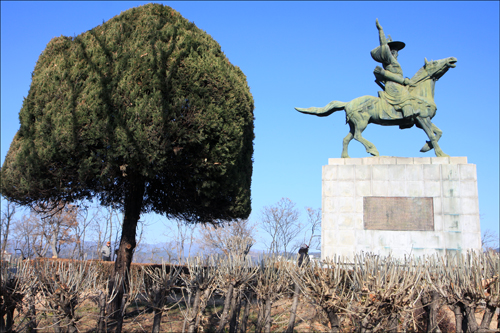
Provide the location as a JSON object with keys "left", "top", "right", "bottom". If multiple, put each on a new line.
{"left": 295, "top": 100, "right": 347, "bottom": 117}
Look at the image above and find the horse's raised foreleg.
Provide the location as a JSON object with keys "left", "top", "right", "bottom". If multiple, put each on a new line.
{"left": 420, "top": 123, "right": 443, "bottom": 152}
{"left": 352, "top": 115, "right": 379, "bottom": 156}
{"left": 416, "top": 117, "right": 449, "bottom": 157}
{"left": 341, "top": 122, "right": 355, "bottom": 158}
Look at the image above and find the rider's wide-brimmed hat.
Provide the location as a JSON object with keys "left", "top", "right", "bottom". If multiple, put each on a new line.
{"left": 386, "top": 35, "right": 405, "bottom": 51}
{"left": 371, "top": 36, "right": 405, "bottom": 63}
{"left": 388, "top": 40, "right": 405, "bottom": 51}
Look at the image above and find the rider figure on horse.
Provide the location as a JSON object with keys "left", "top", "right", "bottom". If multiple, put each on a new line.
{"left": 371, "top": 19, "right": 419, "bottom": 120}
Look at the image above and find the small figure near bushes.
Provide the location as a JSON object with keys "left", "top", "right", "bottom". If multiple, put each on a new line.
{"left": 298, "top": 244, "right": 310, "bottom": 267}
{"left": 101, "top": 241, "right": 111, "bottom": 262}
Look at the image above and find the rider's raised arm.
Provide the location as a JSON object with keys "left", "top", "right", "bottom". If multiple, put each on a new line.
{"left": 371, "top": 19, "right": 392, "bottom": 64}
{"left": 376, "top": 19, "right": 387, "bottom": 46}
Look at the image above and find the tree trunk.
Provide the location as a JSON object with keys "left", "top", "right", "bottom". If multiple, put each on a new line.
{"left": 387, "top": 313, "right": 399, "bottom": 333}
{"left": 462, "top": 303, "right": 479, "bottom": 333}
{"left": 115, "top": 293, "right": 129, "bottom": 333}
{"left": 5, "top": 307, "right": 15, "bottom": 332}
{"left": 326, "top": 308, "right": 340, "bottom": 333}
{"left": 480, "top": 298, "right": 498, "bottom": 330}
{"left": 52, "top": 312, "right": 61, "bottom": 333}
{"left": 3, "top": 306, "right": 16, "bottom": 333}
{"left": 110, "top": 178, "right": 145, "bottom": 321}
{"left": 255, "top": 296, "right": 265, "bottom": 333}
{"left": 151, "top": 309, "right": 163, "bottom": 333}
{"left": 286, "top": 283, "right": 300, "bottom": 333}
{"left": 187, "top": 287, "right": 202, "bottom": 333}
{"left": 360, "top": 316, "right": 372, "bottom": 333}
{"left": 1, "top": 202, "right": 15, "bottom": 254}
{"left": 217, "top": 283, "right": 234, "bottom": 333}
{"left": 264, "top": 297, "right": 272, "bottom": 333}
{"left": 1, "top": 218, "right": 10, "bottom": 255}
{"left": 97, "top": 291, "right": 107, "bottom": 333}
{"left": 239, "top": 290, "right": 252, "bottom": 333}
{"left": 68, "top": 320, "right": 78, "bottom": 333}
{"left": 151, "top": 285, "right": 165, "bottom": 333}
{"left": 25, "top": 292, "right": 37, "bottom": 332}
{"left": 451, "top": 304, "right": 464, "bottom": 333}
{"left": 424, "top": 291, "right": 442, "bottom": 333}
{"left": 235, "top": 290, "right": 244, "bottom": 332}
{"left": 182, "top": 311, "right": 188, "bottom": 333}
{"left": 66, "top": 300, "right": 78, "bottom": 333}
{"left": 194, "top": 287, "right": 212, "bottom": 331}
{"left": 229, "top": 287, "right": 242, "bottom": 333}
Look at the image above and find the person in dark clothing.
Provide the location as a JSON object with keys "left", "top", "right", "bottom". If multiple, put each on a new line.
{"left": 101, "top": 241, "right": 111, "bottom": 261}
{"left": 298, "top": 244, "right": 310, "bottom": 267}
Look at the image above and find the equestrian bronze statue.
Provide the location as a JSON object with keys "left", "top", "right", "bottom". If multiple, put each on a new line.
{"left": 295, "top": 19, "right": 456, "bottom": 158}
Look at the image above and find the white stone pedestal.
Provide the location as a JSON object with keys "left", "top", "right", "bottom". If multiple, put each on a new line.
{"left": 322, "top": 156, "right": 481, "bottom": 260}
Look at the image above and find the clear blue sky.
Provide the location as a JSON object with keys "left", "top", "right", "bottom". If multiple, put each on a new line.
{"left": 1, "top": 1, "right": 499, "bottom": 249}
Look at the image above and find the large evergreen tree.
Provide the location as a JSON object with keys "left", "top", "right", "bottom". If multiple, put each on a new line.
{"left": 1, "top": 3, "right": 254, "bottom": 318}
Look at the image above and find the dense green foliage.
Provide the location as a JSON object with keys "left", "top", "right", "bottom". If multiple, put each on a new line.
{"left": 1, "top": 4, "right": 254, "bottom": 222}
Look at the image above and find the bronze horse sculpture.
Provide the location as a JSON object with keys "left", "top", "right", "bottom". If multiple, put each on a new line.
{"left": 295, "top": 56, "right": 457, "bottom": 158}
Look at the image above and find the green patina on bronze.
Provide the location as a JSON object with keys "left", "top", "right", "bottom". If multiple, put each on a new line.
{"left": 295, "top": 19, "right": 456, "bottom": 158}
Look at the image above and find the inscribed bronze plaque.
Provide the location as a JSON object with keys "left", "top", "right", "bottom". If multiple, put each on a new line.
{"left": 363, "top": 197, "right": 434, "bottom": 231}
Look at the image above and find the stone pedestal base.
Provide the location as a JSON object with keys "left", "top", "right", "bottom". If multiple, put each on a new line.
{"left": 322, "top": 156, "right": 481, "bottom": 260}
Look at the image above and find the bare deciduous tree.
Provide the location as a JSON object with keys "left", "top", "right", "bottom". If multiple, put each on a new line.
{"left": 349, "top": 254, "right": 424, "bottom": 333}
{"left": 0, "top": 260, "right": 37, "bottom": 332}
{"left": 108, "top": 268, "right": 142, "bottom": 333}
{"left": 253, "top": 256, "right": 290, "bottom": 333}
{"left": 214, "top": 254, "right": 258, "bottom": 333}
{"left": 179, "top": 257, "right": 218, "bottom": 333}
{"left": 482, "top": 229, "right": 500, "bottom": 253}
{"left": 11, "top": 204, "right": 79, "bottom": 259}
{"left": 163, "top": 219, "right": 198, "bottom": 264}
{"left": 12, "top": 212, "right": 45, "bottom": 258}
{"left": 198, "top": 219, "right": 256, "bottom": 257}
{"left": 1, "top": 201, "right": 16, "bottom": 254}
{"left": 301, "top": 207, "right": 321, "bottom": 250}
{"left": 427, "top": 251, "right": 499, "bottom": 333}
{"left": 92, "top": 205, "right": 122, "bottom": 261}
{"left": 286, "top": 256, "right": 355, "bottom": 333}
{"left": 42, "top": 204, "right": 79, "bottom": 258}
{"left": 34, "top": 260, "right": 99, "bottom": 333}
{"left": 141, "top": 263, "right": 182, "bottom": 333}
{"left": 479, "top": 254, "right": 500, "bottom": 330}
{"left": 284, "top": 207, "right": 320, "bottom": 333}
{"left": 69, "top": 201, "right": 98, "bottom": 260}
{"left": 261, "top": 198, "right": 303, "bottom": 255}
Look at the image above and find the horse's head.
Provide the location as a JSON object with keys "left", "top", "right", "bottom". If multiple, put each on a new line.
{"left": 423, "top": 57, "right": 457, "bottom": 81}
{"left": 409, "top": 57, "right": 457, "bottom": 102}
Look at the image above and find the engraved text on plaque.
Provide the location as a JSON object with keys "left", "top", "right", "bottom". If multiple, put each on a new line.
{"left": 363, "top": 197, "right": 434, "bottom": 231}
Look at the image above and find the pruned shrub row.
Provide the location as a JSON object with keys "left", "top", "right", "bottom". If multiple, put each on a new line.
{"left": 1, "top": 252, "right": 498, "bottom": 332}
